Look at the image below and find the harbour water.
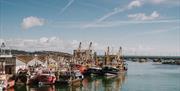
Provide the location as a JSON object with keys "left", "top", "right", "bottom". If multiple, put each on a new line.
{"left": 8, "top": 61, "right": 180, "bottom": 91}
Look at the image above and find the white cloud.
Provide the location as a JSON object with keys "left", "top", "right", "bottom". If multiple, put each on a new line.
{"left": 135, "top": 0, "right": 180, "bottom": 5}
{"left": 127, "top": 0, "right": 142, "bottom": 9}
{"left": 0, "top": 37, "right": 114, "bottom": 55}
{"left": 81, "top": 19, "right": 178, "bottom": 29}
{"left": 39, "top": 37, "right": 49, "bottom": 43}
{"left": 21, "top": 16, "right": 45, "bottom": 30}
{"left": 124, "top": 45, "right": 155, "bottom": 52}
{"left": 137, "top": 26, "right": 180, "bottom": 35}
{"left": 147, "top": 0, "right": 180, "bottom": 5}
{"left": 1, "top": 36, "right": 179, "bottom": 56}
{"left": 151, "top": 0, "right": 165, "bottom": 4}
{"left": 0, "top": 37, "right": 102, "bottom": 54}
{"left": 128, "top": 11, "right": 160, "bottom": 20}
{"left": 0, "top": 39, "right": 5, "bottom": 43}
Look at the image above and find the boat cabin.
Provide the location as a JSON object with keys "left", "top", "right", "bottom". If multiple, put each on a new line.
{"left": 0, "top": 55, "right": 16, "bottom": 75}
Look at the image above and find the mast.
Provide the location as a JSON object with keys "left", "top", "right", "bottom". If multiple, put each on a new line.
{"left": 88, "top": 42, "right": 92, "bottom": 51}
{"left": 76, "top": 42, "right": 82, "bottom": 63}
{"left": 117, "top": 46, "right": 122, "bottom": 61}
{"left": 117, "top": 46, "right": 124, "bottom": 70}
{"left": 78, "top": 42, "right": 81, "bottom": 52}
{"left": 87, "top": 42, "right": 92, "bottom": 60}
{"left": 106, "top": 46, "right": 110, "bottom": 65}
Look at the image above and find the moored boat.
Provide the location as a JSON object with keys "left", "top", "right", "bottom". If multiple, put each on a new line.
{"left": 0, "top": 75, "right": 15, "bottom": 90}
{"left": 102, "top": 66, "right": 120, "bottom": 76}
{"left": 15, "top": 69, "right": 30, "bottom": 85}
{"left": 83, "top": 66, "right": 103, "bottom": 76}
{"left": 70, "top": 64, "right": 87, "bottom": 75}
{"left": 56, "top": 70, "right": 84, "bottom": 86}
{"left": 28, "top": 69, "right": 56, "bottom": 85}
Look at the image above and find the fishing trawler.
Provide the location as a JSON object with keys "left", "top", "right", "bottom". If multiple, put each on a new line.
{"left": 102, "top": 46, "right": 127, "bottom": 76}
{"left": 73, "top": 43, "right": 128, "bottom": 76}
{"left": 73, "top": 42, "right": 97, "bottom": 76}
{"left": 56, "top": 69, "right": 84, "bottom": 86}
{"left": 28, "top": 68, "right": 56, "bottom": 85}
{"left": 56, "top": 55, "right": 84, "bottom": 86}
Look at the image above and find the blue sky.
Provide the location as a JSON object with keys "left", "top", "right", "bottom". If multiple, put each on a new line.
{"left": 0, "top": 0, "right": 180, "bottom": 56}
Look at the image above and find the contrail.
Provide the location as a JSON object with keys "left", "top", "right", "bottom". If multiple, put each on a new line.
{"left": 60, "top": 0, "right": 74, "bottom": 15}
{"left": 97, "top": 8, "right": 125, "bottom": 22}
{"left": 97, "top": 0, "right": 142, "bottom": 22}
{"left": 82, "top": 8, "right": 125, "bottom": 29}
{"left": 83, "top": 0, "right": 142, "bottom": 28}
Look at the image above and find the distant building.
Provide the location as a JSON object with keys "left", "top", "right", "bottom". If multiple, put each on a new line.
{"left": 27, "top": 54, "right": 44, "bottom": 66}
{"left": 15, "top": 55, "right": 34, "bottom": 73}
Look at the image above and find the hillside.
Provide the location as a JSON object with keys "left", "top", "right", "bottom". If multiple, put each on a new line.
{"left": 0, "top": 49, "right": 72, "bottom": 57}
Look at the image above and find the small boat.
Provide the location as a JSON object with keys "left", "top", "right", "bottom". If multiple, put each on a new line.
{"left": 28, "top": 69, "right": 56, "bottom": 85}
{"left": 56, "top": 70, "right": 84, "bottom": 86}
{"left": 0, "top": 75, "right": 15, "bottom": 90}
{"left": 138, "top": 59, "right": 148, "bottom": 63}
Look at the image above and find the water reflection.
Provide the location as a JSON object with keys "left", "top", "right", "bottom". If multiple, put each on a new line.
{"left": 81, "top": 72, "right": 126, "bottom": 91}
{"left": 14, "top": 85, "right": 56, "bottom": 91}
{"left": 102, "top": 73, "right": 126, "bottom": 91}
{"left": 13, "top": 72, "right": 126, "bottom": 91}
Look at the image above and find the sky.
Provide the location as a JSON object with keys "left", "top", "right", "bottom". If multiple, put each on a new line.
{"left": 0, "top": 0, "right": 180, "bottom": 56}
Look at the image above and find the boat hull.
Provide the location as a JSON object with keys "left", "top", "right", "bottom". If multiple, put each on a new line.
{"left": 83, "top": 67, "right": 103, "bottom": 76}
{"left": 28, "top": 75, "right": 56, "bottom": 85}
{"left": 102, "top": 66, "right": 120, "bottom": 76}
{"left": 0, "top": 75, "right": 15, "bottom": 90}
